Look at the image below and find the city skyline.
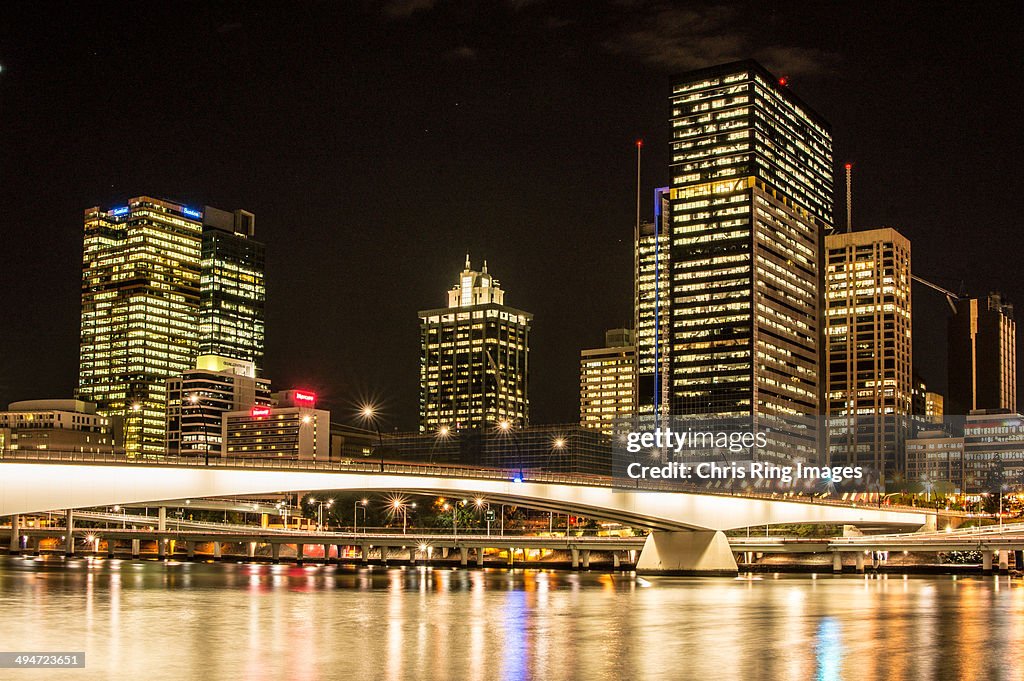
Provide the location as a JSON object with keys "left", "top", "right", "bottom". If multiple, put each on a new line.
{"left": 2, "top": 2, "right": 1022, "bottom": 430}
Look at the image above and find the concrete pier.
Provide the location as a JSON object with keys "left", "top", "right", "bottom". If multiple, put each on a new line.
{"left": 64, "top": 510, "right": 75, "bottom": 556}
{"left": 636, "top": 531, "right": 738, "bottom": 575}
{"left": 8, "top": 515, "right": 20, "bottom": 555}
{"left": 833, "top": 553, "right": 842, "bottom": 572}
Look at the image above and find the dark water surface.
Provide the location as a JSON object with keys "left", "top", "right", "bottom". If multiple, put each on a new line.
{"left": 0, "top": 556, "right": 1020, "bottom": 680}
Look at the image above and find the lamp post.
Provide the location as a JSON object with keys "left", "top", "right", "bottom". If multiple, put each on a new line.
{"left": 308, "top": 497, "right": 334, "bottom": 531}
{"left": 498, "top": 418, "right": 523, "bottom": 480}
{"left": 360, "top": 405, "right": 386, "bottom": 472}
{"left": 354, "top": 498, "right": 368, "bottom": 533}
{"left": 391, "top": 499, "right": 416, "bottom": 534}
{"left": 475, "top": 497, "right": 491, "bottom": 536}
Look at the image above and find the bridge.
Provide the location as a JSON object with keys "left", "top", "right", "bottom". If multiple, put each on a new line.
{"left": 0, "top": 450, "right": 936, "bottom": 573}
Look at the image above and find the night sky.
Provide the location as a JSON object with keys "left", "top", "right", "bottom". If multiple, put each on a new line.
{"left": 1, "top": 1, "right": 1022, "bottom": 430}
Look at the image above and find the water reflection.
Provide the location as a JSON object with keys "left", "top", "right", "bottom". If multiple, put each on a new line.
{"left": 0, "top": 558, "right": 1021, "bottom": 680}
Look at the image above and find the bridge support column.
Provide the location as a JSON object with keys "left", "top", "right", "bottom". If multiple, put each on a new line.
{"left": 106, "top": 539, "right": 115, "bottom": 559}
{"left": 459, "top": 547, "right": 469, "bottom": 567}
{"left": 131, "top": 539, "right": 140, "bottom": 559}
{"left": 613, "top": 552, "right": 621, "bottom": 569}
{"left": 381, "top": 546, "right": 389, "bottom": 563}
{"left": 157, "top": 537, "right": 166, "bottom": 559}
{"left": 158, "top": 507, "right": 166, "bottom": 532}
{"left": 8, "top": 514, "right": 20, "bottom": 555}
{"left": 855, "top": 552, "right": 865, "bottom": 573}
{"left": 920, "top": 514, "right": 938, "bottom": 532}
{"left": 441, "top": 547, "right": 449, "bottom": 559}
{"left": 323, "top": 544, "right": 332, "bottom": 563}
{"left": 271, "top": 544, "right": 281, "bottom": 563}
{"left": 213, "top": 542, "right": 222, "bottom": 560}
{"left": 871, "top": 552, "right": 880, "bottom": 569}
{"left": 1015, "top": 550, "right": 1023, "bottom": 569}
{"left": 248, "top": 542, "right": 256, "bottom": 559}
{"left": 361, "top": 545, "right": 370, "bottom": 563}
{"left": 295, "top": 544, "right": 305, "bottom": 564}
{"left": 64, "top": 510, "right": 75, "bottom": 557}
{"left": 998, "top": 550, "right": 1009, "bottom": 572}
{"left": 409, "top": 547, "right": 416, "bottom": 563}
{"left": 476, "top": 548, "right": 484, "bottom": 567}
{"left": 636, "top": 531, "right": 737, "bottom": 575}
{"left": 186, "top": 542, "right": 195, "bottom": 561}
{"left": 336, "top": 545, "right": 344, "bottom": 563}
{"left": 983, "top": 550, "right": 994, "bottom": 572}
{"left": 581, "top": 550, "right": 591, "bottom": 570}
{"left": 832, "top": 553, "right": 842, "bottom": 573}
{"left": 570, "top": 548, "right": 580, "bottom": 570}
{"left": 507, "top": 548, "right": 515, "bottom": 567}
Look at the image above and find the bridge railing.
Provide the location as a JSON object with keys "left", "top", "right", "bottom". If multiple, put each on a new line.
{"left": 0, "top": 448, "right": 941, "bottom": 515}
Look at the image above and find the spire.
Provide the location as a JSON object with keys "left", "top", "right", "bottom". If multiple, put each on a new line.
{"left": 465, "top": 253, "right": 471, "bottom": 269}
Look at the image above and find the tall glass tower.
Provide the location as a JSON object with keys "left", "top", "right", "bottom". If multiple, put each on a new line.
{"left": 668, "top": 60, "right": 833, "bottom": 463}
{"left": 78, "top": 196, "right": 263, "bottom": 456}
{"left": 199, "top": 206, "right": 265, "bottom": 372}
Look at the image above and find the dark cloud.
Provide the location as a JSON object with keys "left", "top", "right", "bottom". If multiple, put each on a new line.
{"left": 604, "top": 3, "right": 835, "bottom": 76}
{"left": 443, "top": 45, "right": 479, "bottom": 61}
{"left": 382, "top": 0, "right": 438, "bottom": 19}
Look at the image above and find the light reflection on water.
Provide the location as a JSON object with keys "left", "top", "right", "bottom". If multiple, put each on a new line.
{"left": 0, "top": 556, "right": 1021, "bottom": 680}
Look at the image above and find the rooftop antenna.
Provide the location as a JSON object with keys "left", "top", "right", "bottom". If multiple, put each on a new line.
{"left": 845, "top": 162, "right": 853, "bottom": 232}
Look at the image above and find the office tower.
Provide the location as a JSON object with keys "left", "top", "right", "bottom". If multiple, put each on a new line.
{"left": 948, "top": 293, "right": 1017, "bottom": 415}
{"left": 165, "top": 355, "right": 271, "bottom": 458}
{"left": 668, "top": 60, "right": 833, "bottom": 463}
{"left": 580, "top": 328, "right": 636, "bottom": 434}
{"left": 635, "top": 187, "right": 671, "bottom": 418}
{"left": 419, "top": 257, "right": 531, "bottom": 433}
{"left": 199, "top": 207, "right": 266, "bottom": 371}
{"left": 78, "top": 197, "right": 263, "bottom": 456}
{"left": 824, "top": 228, "right": 913, "bottom": 478}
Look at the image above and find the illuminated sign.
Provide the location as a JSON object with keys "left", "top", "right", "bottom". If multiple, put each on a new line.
{"left": 250, "top": 407, "right": 271, "bottom": 417}
{"left": 109, "top": 206, "right": 129, "bottom": 216}
{"left": 182, "top": 207, "right": 203, "bottom": 220}
{"left": 293, "top": 391, "right": 316, "bottom": 406}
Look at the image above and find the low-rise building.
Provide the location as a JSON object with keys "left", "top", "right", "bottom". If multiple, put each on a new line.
{"left": 222, "top": 390, "right": 329, "bottom": 461}
{"left": 0, "top": 399, "right": 115, "bottom": 454}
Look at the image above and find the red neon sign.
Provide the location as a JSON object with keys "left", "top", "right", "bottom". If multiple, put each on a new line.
{"left": 293, "top": 390, "right": 316, "bottom": 405}
{"left": 250, "top": 407, "right": 271, "bottom": 417}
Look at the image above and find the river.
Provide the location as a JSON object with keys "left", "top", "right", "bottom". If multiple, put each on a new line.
{"left": 0, "top": 556, "right": 1020, "bottom": 680}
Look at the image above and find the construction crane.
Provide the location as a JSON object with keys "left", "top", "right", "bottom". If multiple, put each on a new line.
{"left": 912, "top": 274, "right": 965, "bottom": 314}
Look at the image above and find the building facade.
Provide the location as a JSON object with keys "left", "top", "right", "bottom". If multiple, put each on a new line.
{"left": 948, "top": 293, "right": 1016, "bottom": 416}
{"left": 905, "top": 431, "right": 965, "bottom": 491}
{"left": 580, "top": 328, "right": 635, "bottom": 434}
{"left": 223, "top": 391, "right": 328, "bottom": 461}
{"left": 199, "top": 207, "right": 266, "bottom": 371}
{"left": 419, "top": 257, "right": 531, "bottom": 433}
{"left": 824, "top": 228, "right": 913, "bottom": 479}
{"left": 0, "top": 400, "right": 115, "bottom": 454}
{"left": 77, "top": 197, "right": 264, "bottom": 456}
{"left": 667, "top": 60, "right": 833, "bottom": 463}
{"left": 165, "top": 355, "right": 271, "bottom": 458}
{"left": 635, "top": 187, "right": 671, "bottom": 418}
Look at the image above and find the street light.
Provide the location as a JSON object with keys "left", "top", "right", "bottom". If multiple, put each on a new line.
{"left": 360, "top": 404, "right": 386, "bottom": 472}
{"left": 308, "top": 497, "right": 334, "bottom": 531}
{"left": 474, "top": 497, "right": 491, "bottom": 536}
{"left": 354, "top": 498, "right": 368, "bottom": 533}
{"left": 391, "top": 498, "right": 414, "bottom": 534}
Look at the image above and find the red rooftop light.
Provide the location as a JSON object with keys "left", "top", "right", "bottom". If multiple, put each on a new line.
{"left": 778, "top": 77, "right": 789, "bottom": 86}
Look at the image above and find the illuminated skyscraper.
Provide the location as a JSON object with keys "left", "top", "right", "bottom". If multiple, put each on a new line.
{"left": 199, "top": 207, "right": 265, "bottom": 371}
{"left": 580, "top": 329, "right": 635, "bottom": 434}
{"left": 634, "top": 187, "right": 671, "bottom": 418}
{"left": 948, "top": 293, "right": 1016, "bottom": 415}
{"left": 78, "top": 196, "right": 263, "bottom": 456}
{"left": 668, "top": 60, "right": 833, "bottom": 463}
{"left": 419, "top": 257, "right": 531, "bottom": 433}
{"left": 824, "top": 228, "right": 913, "bottom": 478}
